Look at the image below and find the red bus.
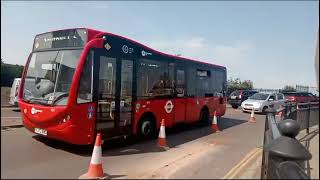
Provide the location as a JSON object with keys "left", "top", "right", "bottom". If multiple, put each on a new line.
{"left": 19, "top": 28, "right": 227, "bottom": 145}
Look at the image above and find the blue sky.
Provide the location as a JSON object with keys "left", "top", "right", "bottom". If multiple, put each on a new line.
{"left": 1, "top": 1, "right": 319, "bottom": 89}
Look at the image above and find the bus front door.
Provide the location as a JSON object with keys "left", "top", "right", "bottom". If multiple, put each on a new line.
{"left": 95, "top": 50, "right": 133, "bottom": 140}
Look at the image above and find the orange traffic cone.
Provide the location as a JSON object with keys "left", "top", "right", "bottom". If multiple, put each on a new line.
{"left": 79, "top": 133, "right": 108, "bottom": 179}
{"left": 249, "top": 108, "right": 256, "bottom": 123}
{"left": 211, "top": 111, "right": 220, "bottom": 132}
{"left": 158, "top": 119, "right": 168, "bottom": 148}
{"left": 277, "top": 111, "right": 284, "bottom": 121}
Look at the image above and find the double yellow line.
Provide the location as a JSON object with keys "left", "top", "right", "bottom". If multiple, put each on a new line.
{"left": 223, "top": 148, "right": 263, "bottom": 179}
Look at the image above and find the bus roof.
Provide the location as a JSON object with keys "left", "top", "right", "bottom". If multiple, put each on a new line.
{"left": 35, "top": 28, "right": 226, "bottom": 69}
{"left": 97, "top": 31, "right": 226, "bottom": 69}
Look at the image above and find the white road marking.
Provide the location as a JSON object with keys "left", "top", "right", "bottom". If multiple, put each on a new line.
{"left": 1, "top": 107, "right": 19, "bottom": 110}
{"left": 1, "top": 117, "right": 21, "bottom": 119}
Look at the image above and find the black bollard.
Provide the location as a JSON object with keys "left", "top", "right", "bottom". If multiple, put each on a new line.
{"left": 264, "top": 119, "right": 312, "bottom": 179}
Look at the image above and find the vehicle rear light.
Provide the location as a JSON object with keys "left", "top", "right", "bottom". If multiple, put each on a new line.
{"left": 289, "top": 97, "right": 296, "bottom": 101}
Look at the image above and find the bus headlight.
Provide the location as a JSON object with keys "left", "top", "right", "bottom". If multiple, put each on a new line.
{"left": 135, "top": 103, "right": 141, "bottom": 112}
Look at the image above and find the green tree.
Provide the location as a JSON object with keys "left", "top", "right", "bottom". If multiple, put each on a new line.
{"left": 227, "top": 78, "right": 254, "bottom": 95}
{"left": 240, "top": 80, "right": 253, "bottom": 90}
{"left": 1, "top": 62, "right": 24, "bottom": 87}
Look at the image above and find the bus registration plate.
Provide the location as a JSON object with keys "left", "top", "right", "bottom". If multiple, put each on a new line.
{"left": 34, "top": 128, "right": 47, "bottom": 136}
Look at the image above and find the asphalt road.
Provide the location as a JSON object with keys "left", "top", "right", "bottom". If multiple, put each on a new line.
{"left": 1, "top": 106, "right": 266, "bottom": 179}
{"left": 1, "top": 87, "right": 11, "bottom": 107}
{"left": 1, "top": 107, "right": 21, "bottom": 127}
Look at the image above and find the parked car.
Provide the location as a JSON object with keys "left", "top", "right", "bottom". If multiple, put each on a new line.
{"left": 241, "top": 92, "right": 287, "bottom": 113}
{"left": 228, "top": 90, "right": 258, "bottom": 109}
{"left": 9, "top": 78, "right": 21, "bottom": 106}
{"left": 282, "top": 92, "right": 319, "bottom": 103}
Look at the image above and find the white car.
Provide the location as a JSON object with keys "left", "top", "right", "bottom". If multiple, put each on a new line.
{"left": 9, "top": 78, "right": 21, "bottom": 106}
{"left": 241, "top": 92, "right": 287, "bottom": 113}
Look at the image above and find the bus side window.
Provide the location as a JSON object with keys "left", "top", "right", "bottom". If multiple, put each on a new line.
{"left": 137, "top": 58, "right": 174, "bottom": 99}
{"left": 186, "top": 66, "right": 196, "bottom": 97}
{"left": 176, "top": 69, "right": 185, "bottom": 97}
{"left": 77, "top": 51, "right": 93, "bottom": 104}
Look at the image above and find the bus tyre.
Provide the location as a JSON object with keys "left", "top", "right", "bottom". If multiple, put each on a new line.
{"left": 200, "top": 108, "right": 210, "bottom": 125}
{"left": 138, "top": 115, "right": 156, "bottom": 140}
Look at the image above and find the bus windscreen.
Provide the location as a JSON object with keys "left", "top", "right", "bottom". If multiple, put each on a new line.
{"left": 33, "top": 29, "right": 87, "bottom": 51}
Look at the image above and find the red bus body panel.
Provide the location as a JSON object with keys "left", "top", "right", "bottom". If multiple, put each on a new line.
{"left": 131, "top": 96, "right": 227, "bottom": 135}
{"left": 20, "top": 101, "right": 96, "bottom": 144}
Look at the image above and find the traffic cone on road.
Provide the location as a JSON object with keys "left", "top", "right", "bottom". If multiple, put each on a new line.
{"left": 277, "top": 111, "right": 284, "bottom": 121}
{"left": 158, "top": 119, "right": 168, "bottom": 148}
{"left": 249, "top": 108, "right": 256, "bottom": 123}
{"left": 211, "top": 111, "right": 220, "bottom": 132}
{"left": 79, "top": 133, "right": 108, "bottom": 179}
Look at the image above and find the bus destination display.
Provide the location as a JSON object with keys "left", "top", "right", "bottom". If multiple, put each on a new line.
{"left": 33, "top": 29, "right": 87, "bottom": 51}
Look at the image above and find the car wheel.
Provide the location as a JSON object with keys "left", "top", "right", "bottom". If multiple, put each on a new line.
{"left": 262, "top": 106, "right": 268, "bottom": 114}
{"left": 138, "top": 115, "right": 156, "bottom": 140}
{"left": 232, "top": 105, "right": 238, "bottom": 109}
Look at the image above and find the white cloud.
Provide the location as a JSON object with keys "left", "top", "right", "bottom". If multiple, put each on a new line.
{"left": 185, "top": 37, "right": 205, "bottom": 49}
{"left": 144, "top": 36, "right": 255, "bottom": 78}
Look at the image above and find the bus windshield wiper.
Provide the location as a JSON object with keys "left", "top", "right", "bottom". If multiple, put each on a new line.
{"left": 27, "top": 97, "right": 51, "bottom": 106}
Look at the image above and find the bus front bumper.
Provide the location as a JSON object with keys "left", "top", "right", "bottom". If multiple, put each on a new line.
{"left": 23, "top": 117, "right": 94, "bottom": 145}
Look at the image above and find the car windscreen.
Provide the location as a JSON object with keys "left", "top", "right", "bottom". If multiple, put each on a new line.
{"left": 249, "top": 93, "right": 269, "bottom": 100}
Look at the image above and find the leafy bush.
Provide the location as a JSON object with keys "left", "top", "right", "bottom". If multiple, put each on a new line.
{"left": 227, "top": 78, "right": 254, "bottom": 95}
{"left": 1, "top": 62, "right": 24, "bottom": 87}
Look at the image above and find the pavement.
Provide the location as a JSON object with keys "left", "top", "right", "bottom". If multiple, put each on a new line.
{"left": 296, "top": 125, "right": 319, "bottom": 179}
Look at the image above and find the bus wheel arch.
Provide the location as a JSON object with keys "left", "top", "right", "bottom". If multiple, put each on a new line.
{"left": 137, "top": 112, "right": 157, "bottom": 139}
{"left": 199, "top": 106, "right": 210, "bottom": 124}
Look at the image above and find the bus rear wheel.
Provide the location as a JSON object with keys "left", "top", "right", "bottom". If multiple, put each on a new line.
{"left": 138, "top": 115, "right": 156, "bottom": 140}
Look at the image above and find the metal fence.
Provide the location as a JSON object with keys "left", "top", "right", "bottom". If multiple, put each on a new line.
{"left": 260, "top": 103, "right": 318, "bottom": 179}
{"left": 283, "top": 102, "right": 319, "bottom": 133}
{"left": 296, "top": 102, "right": 319, "bottom": 133}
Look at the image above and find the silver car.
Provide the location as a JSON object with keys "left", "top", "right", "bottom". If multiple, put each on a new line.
{"left": 241, "top": 92, "right": 287, "bottom": 113}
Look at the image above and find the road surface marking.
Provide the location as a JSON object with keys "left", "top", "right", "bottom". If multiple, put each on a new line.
{"left": 223, "top": 147, "right": 262, "bottom": 179}
{"left": 1, "top": 107, "right": 19, "bottom": 110}
{"left": 1, "top": 117, "right": 21, "bottom": 119}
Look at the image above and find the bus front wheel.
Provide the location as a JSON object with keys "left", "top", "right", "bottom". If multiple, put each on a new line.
{"left": 199, "top": 108, "right": 210, "bottom": 125}
{"left": 137, "top": 115, "right": 156, "bottom": 140}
